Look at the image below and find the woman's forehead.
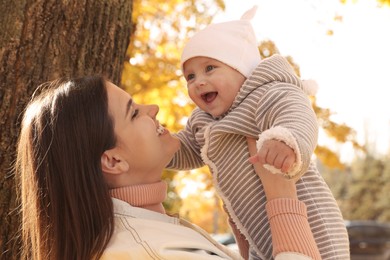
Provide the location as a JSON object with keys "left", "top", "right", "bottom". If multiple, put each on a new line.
{"left": 106, "top": 82, "right": 132, "bottom": 117}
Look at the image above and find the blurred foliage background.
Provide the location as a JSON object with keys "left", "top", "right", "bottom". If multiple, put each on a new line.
{"left": 121, "top": 0, "right": 390, "bottom": 233}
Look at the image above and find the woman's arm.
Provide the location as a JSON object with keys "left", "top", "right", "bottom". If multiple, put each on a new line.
{"left": 247, "top": 138, "right": 321, "bottom": 260}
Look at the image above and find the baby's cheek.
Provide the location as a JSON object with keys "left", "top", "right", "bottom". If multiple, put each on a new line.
{"left": 188, "top": 91, "right": 197, "bottom": 102}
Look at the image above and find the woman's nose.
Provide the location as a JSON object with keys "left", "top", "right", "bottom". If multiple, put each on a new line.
{"left": 146, "top": 104, "right": 159, "bottom": 117}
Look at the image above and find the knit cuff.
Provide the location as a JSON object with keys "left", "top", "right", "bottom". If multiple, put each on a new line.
{"left": 266, "top": 198, "right": 306, "bottom": 219}
{"left": 266, "top": 198, "right": 321, "bottom": 260}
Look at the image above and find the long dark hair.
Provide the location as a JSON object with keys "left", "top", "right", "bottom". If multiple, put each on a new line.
{"left": 16, "top": 76, "right": 116, "bottom": 260}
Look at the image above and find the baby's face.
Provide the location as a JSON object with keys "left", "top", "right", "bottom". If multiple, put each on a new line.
{"left": 183, "top": 57, "right": 246, "bottom": 117}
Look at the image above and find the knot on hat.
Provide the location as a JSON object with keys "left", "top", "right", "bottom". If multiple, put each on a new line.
{"left": 240, "top": 5, "right": 258, "bottom": 20}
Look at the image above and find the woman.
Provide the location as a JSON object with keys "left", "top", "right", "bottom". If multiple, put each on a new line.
{"left": 16, "top": 76, "right": 321, "bottom": 259}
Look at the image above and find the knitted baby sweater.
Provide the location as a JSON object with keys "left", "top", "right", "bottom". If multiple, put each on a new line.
{"left": 168, "top": 55, "right": 350, "bottom": 259}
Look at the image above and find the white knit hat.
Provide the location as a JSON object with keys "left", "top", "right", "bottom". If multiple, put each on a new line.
{"left": 181, "top": 6, "right": 261, "bottom": 78}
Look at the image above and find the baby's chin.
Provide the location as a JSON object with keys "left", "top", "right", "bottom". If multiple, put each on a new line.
{"left": 199, "top": 105, "right": 228, "bottom": 119}
{"left": 208, "top": 111, "right": 225, "bottom": 119}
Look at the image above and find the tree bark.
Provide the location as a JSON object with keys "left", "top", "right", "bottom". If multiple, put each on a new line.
{"left": 0, "top": 0, "right": 133, "bottom": 258}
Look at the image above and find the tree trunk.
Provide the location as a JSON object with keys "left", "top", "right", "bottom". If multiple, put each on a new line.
{"left": 0, "top": 0, "right": 133, "bottom": 258}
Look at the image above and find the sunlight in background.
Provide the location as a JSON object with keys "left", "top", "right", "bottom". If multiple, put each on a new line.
{"left": 214, "top": 0, "right": 390, "bottom": 160}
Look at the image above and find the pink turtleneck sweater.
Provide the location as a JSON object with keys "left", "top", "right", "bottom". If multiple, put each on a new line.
{"left": 109, "top": 181, "right": 167, "bottom": 214}
{"left": 109, "top": 180, "right": 320, "bottom": 260}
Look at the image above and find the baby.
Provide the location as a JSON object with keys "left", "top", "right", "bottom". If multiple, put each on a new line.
{"left": 168, "top": 6, "right": 350, "bottom": 260}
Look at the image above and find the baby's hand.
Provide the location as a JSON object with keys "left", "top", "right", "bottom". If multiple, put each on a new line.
{"left": 248, "top": 139, "right": 296, "bottom": 173}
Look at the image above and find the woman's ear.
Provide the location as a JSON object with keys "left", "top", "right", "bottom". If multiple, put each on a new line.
{"left": 101, "top": 149, "right": 129, "bottom": 175}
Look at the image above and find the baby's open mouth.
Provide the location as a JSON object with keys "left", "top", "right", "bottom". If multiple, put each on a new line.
{"left": 201, "top": 92, "right": 217, "bottom": 103}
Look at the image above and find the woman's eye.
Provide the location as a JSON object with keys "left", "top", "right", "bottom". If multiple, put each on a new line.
{"left": 206, "top": 65, "right": 214, "bottom": 72}
{"left": 131, "top": 109, "right": 139, "bottom": 119}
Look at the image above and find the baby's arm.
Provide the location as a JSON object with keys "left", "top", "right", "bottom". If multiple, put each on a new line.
{"left": 166, "top": 109, "right": 205, "bottom": 170}
{"left": 167, "top": 131, "right": 204, "bottom": 170}
{"left": 254, "top": 85, "right": 319, "bottom": 179}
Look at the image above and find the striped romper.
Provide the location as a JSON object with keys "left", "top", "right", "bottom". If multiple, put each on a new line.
{"left": 168, "top": 55, "right": 350, "bottom": 259}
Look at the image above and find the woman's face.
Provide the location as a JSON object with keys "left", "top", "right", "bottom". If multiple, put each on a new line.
{"left": 105, "top": 82, "right": 180, "bottom": 186}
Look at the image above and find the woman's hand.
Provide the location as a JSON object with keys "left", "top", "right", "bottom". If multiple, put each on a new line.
{"left": 247, "top": 138, "right": 298, "bottom": 200}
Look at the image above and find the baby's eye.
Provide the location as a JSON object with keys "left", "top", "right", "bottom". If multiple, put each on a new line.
{"left": 186, "top": 73, "right": 195, "bottom": 81}
{"left": 206, "top": 65, "right": 215, "bottom": 72}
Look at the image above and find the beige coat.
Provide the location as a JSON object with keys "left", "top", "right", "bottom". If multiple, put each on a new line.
{"left": 101, "top": 198, "right": 312, "bottom": 260}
